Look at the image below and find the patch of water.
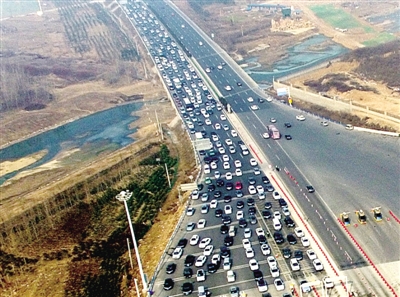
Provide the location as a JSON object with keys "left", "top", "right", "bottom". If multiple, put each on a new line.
{"left": 0, "top": 103, "right": 143, "bottom": 185}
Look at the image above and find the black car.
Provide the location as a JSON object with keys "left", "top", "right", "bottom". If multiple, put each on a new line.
{"left": 204, "top": 157, "right": 211, "bottom": 164}
{"left": 220, "top": 225, "right": 229, "bottom": 234}
{"left": 214, "top": 190, "right": 222, "bottom": 198}
{"left": 249, "top": 215, "right": 257, "bottom": 225}
{"left": 258, "top": 235, "right": 267, "bottom": 244}
{"left": 183, "top": 267, "right": 193, "bottom": 278}
{"left": 265, "top": 184, "right": 274, "bottom": 192}
{"left": 236, "top": 200, "right": 244, "bottom": 209}
{"left": 247, "top": 197, "right": 255, "bottom": 206}
{"left": 177, "top": 238, "right": 188, "bottom": 248}
{"left": 207, "top": 263, "right": 218, "bottom": 274}
{"left": 224, "top": 235, "right": 234, "bottom": 246}
{"left": 285, "top": 134, "right": 292, "bottom": 140}
{"left": 215, "top": 208, "right": 223, "bottom": 217}
{"left": 224, "top": 195, "right": 232, "bottom": 203}
{"left": 222, "top": 215, "right": 232, "bottom": 225}
{"left": 274, "top": 232, "right": 284, "bottom": 244}
{"left": 238, "top": 218, "right": 247, "bottom": 228}
{"left": 248, "top": 207, "right": 256, "bottom": 215}
{"left": 279, "top": 198, "right": 288, "bottom": 207}
{"left": 287, "top": 233, "right": 297, "bottom": 245}
{"left": 220, "top": 246, "right": 230, "bottom": 258}
{"left": 262, "top": 210, "right": 272, "bottom": 219}
{"left": 226, "top": 182, "right": 233, "bottom": 191}
{"left": 182, "top": 282, "right": 194, "bottom": 295}
{"left": 282, "top": 248, "right": 292, "bottom": 259}
{"left": 216, "top": 179, "right": 224, "bottom": 187}
{"left": 163, "top": 278, "right": 174, "bottom": 290}
{"left": 253, "top": 269, "right": 263, "bottom": 281}
{"left": 208, "top": 184, "right": 216, "bottom": 191}
{"left": 284, "top": 122, "right": 292, "bottom": 128}
{"left": 166, "top": 263, "right": 176, "bottom": 274}
{"left": 201, "top": 130, "right": 207, "bottom": 137}
{"left": 199, "top": 150, "right": 206, "bottom": 156}
{"left": 264, "top": 202, "right": 272, "bottom": 209}
{"left": 306, "top": 185, "right": 315, "bottom": 193}
{"left": 262, "top": 176, "right": 270, "bottom": 184}
{"left": 294, "top": 250, "right": 303, "bottom": 260}
{"left": 284, "top": 216, "right": 295, "bottom": 227}
{"left": 248, "top": 177, "right": 256, "bottom": 185}
{"left": 184, "top": 255, "right": 195, "bottom": 267}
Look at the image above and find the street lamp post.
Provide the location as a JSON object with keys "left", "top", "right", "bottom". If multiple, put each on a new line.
{"left": 116, "top": 190, "right": 148, "bottom": 296}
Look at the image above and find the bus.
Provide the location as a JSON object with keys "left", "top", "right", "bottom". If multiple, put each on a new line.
{"left": 268, "top": 125, "right": 280, "bottom": 139}
{"left": 183, "top": 97, "right": 194, "bottom": 111}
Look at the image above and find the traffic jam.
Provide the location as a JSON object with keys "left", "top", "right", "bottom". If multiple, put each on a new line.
{"left": 125, "top": 2, "right": 340, "bottom": 296}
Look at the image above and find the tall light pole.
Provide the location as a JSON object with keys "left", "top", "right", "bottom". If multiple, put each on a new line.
{"left": 116, "top": 190, "right": 148, "bottom": 296}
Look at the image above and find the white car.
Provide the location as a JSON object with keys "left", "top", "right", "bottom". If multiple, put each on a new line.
{"left": 267, "top": 256, "right": 277, "bottom": 269}
{"left": 231, "top": 130, "right": 238, "bottom": 137}
{"left": 254, "top": 167, "right": 261, "bottom": 175}
{"left": 270, "top": 117, "right": 277, "bottom": 123}
{"left": 301, "top": 237, "right": 310, "bottom": 247}
{"left": 227, "top": 270, "right": 236, "bottom": 282}
{"left": 223, "top": 257, "right": 231, "bottom": 270}
{"left": 250, "top": 105, "right": 259, "bottom": 110}
{"left": 224, "top": 205, "right": 233, "bottom": 215}
{"left": 282, "top": 206, "right": 290, "bottom": 216}
{"left": 261, "top": 244, "right": 271, "bottom": 255}
{"left": 248, "top": 185, "right": 257, "bottom": 195}
{"left": 223, "top": 124, "right": 229, "bottom": 131}
{"left": 274, "top": 278, "right": 285, "bottom": 291}
{"left": 215, "top": 123, "right": 221, "bottom": 130}
{"left": 215, "top": 141, "right": 222, "bottom": 148}
{"left": 210, "top": 162, "right": 218, "bottom": 169}
{"left": 190, "top": 234, "right": 200, "bottom": 245}
{"left": 236, "top": 210, "right": 244, "bottom": 220}
{"left": 228, "top": 146, "right": 236, "bottom": 154}
{"left": 196, "top": 269, "right": 206, "bottom": 282}
{"left": 256, "top": 185, "right": 264, "bottom": 194}
{"left": 186, "top": 207, "right": 195, "bottom": 216}
{"left": 273, "top": 191, "right": 281, "bottom": 200}
{"left": 321, "top": 120, "right": 329, "bottom": 126}
{"left": 199, "top": 237, "right": 211, "bottom": 248}
{"left": 270, "top": 266, "right": 280, "bottom": 277}
{"left": 234, "top": 160, "right": 242, "bottom": 168}
{"left": 195, "top": 255, "right": 207, "bottom": 267}
{"left": 245, "top": 248, "right": 255, "bottom": 258}
{"left": 262, "top": 132, "right": 270, "bottom": 139}
{"left": 225, "top": 172, "right": 233, "bottom": 180}
{"left": 225, "top": 85, "right": 232, "bottom": 91}
{"left": 258, "top": 192, "right": 266, "bottom": 200}
{"left": 214, "top": 171, "right": 221, "bottom": 178}
{"left": 220, "top": 114, "right": 227, "bottom": 121}
{"left": 257, "top": 279, "right": 268, "bottom": 292}
{"left": 172, "top": 247, "right": 183, "bottom": 259}
{"left": 223, "top": 162, "right": 230, "bottom": 169}
{"left": 201, "top": 192, "right": 209, "bottom": 202}
{"left": 266, "top": 96, "right": 273, "bottom": 102}
{"left": 290, "top": 258, "right": 300, "bottom": 271}
{"left": 225, "top": 139, "right": 233, "bottom": 145}
{"left": 203, "top": 245, "right": 214, "bottom": 256}
{"left": 211, "top": 254, "right": 220, "bottom": 265}
{"left": 244, "top": 228, "right": 252, "bottom": 238}
{"left": 210, "top": 199, "right": 218, "bottom": 209}
{"left": 205, "top": 118, "right": 212, "bottom": 125}
{"left": 248, "top": 258, "right": 259, "bottom": 271}
{"left": 250, "top": 158, "right": 258, "bottom": 166}
{"left": 323, "top": 277, "right": 335, "bottom": 289}
{"left": 313, "top": 259, "right": 324, "bottom": 271}
{"left": 306, "top": 249, "right": 317, "bottom": 260}
{"left": 255, "top": 228, "right": 265, "bottom": 237}
{"left": 296, "top": 115, "right": 306, "bottom": 121}
{"left": 218, "top": 147, "right": 226, "bottom": 154}
{"left": 294, "top": 227, "right": 305, "bottom": 238}
{"left": 222, "top": 154, "right": 230, "bottom": 162}
{"left": 273, "top": 210, "right": 281, "bottom": 220}
{"left": 247, "top": 97, "right": 254, "bottom": 102}
{"left": 197, "top": 219, "right": 206, "bottom": 229}
{"left": 191, "top": 190, "right": 200, "bottom": 199}
{"left": 242, "top": 238, "right": 252, "bottom": 249}
{"left": 235, "top": 168, "right": 242, "bottom": 176}
{"left": 201, "top": 204, "right": 209, "bottom": 214}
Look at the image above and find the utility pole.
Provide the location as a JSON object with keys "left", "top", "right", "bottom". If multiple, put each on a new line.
{"left": 165, "top": 163, "right": 171, "bottom": 187}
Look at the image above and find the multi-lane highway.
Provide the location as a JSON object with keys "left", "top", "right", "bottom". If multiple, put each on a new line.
{"left": 125, "top": 1, "right": 399, "bottom": 296}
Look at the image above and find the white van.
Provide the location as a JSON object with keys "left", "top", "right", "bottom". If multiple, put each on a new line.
{"left": 273, "top": 218, "right": 282, "bottom": 231}
{"left": 229, "top": 226, "right": 236, "bottom": 237}
{"left": 198, "top": 285, "right": 206, "bottom": 297}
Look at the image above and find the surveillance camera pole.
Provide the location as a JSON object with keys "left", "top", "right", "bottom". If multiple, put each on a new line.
{"left": 116, "top": 190, "right": 148, "bottom": 296}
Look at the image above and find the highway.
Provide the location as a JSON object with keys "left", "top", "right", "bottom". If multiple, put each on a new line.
{"left": 126, "top": 1, "right": 399, "bottom": 296}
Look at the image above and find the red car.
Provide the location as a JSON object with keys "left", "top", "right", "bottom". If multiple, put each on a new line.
{"left": 235, "top": 181, "right": 243, "bottom": 190}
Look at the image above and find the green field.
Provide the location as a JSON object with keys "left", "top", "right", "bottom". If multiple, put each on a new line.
{"left": 363, "top": 33, "right": 397, "bottom": 47}
{"left": 310, "top": 4, "right": 374, "bottom": 33}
